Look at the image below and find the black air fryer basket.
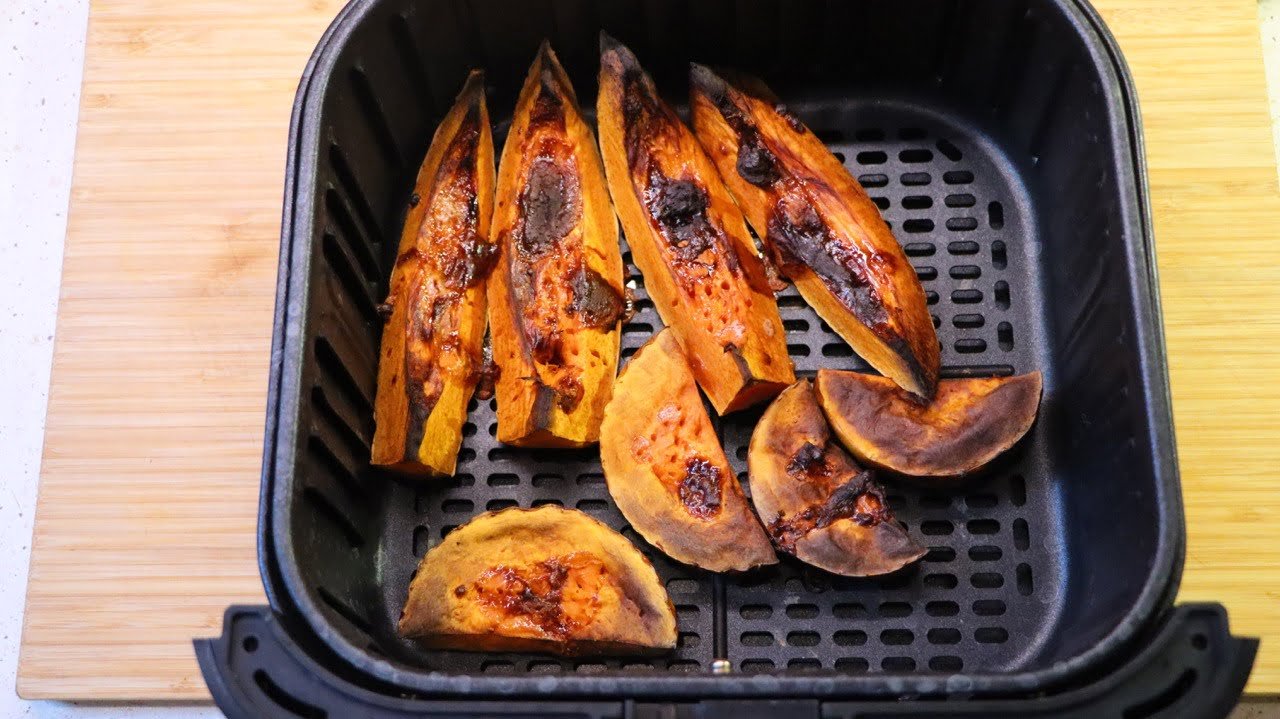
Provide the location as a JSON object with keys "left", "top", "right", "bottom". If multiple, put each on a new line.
{"left": 197, "top": 0, "right": 1258, "bottom": 716}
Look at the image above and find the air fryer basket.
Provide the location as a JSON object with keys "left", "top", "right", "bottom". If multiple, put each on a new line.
{"left": 199, "top": 0, "right": 1257, "bottom": 714}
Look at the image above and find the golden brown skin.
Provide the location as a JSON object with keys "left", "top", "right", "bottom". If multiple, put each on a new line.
{"left": 399, "top": 506, "right": 677, "bottom": 655}
{"left": 488, "top": 43, "right": 624, "bottom": 447}
{"left": 372, "top": 71, "right": 495, "bottom": 475}
{"left": 815, "top": 370, "right": 1043, "bottom": 478}
{"left": 596, "top": 35, "right": 794, "bottom": 415}
{"left": 600, "top": 329, "right": 777, "bottom": 572}
{"left": 750, "top": 381, "right": 925, "bottom": 576}
{"left": 690, "top": 66, "right": 939, "bottom": 400}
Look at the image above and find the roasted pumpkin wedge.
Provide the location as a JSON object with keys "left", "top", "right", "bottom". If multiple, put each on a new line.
{"left": 372, "top": 71, "right": 495, "bottom": 475}
{"left": 597, "top": 36, "right": 793, "bottom": 415}
{"left": 815, "top": 369, "right": 1043, "bottom": 478}
{"left": 600, "top": 329, "right": 777, "bottom": 572}
{"left": 399, "top": 506, "right": 677, "bottom": 655}
{"left": 488, "top": 43, "right": 625, "bottom": 447}
{"left": 749, "top": 381, "right": 924, "bottom": 576}
{"left": 690, "top": 66, "right": 940, "bottom": 400}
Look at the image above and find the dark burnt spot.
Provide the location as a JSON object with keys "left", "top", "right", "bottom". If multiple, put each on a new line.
{"left": 401, "top": 278, "right": 451, "bottom": 460}
{"left": 529, "top": 325, "right": 565, "bottom": 367}
{"left": 679, "top": 456, "right": 724, "bottom": 519}
{"left": 774, "top": 103, "right": 806, "bottom": 133}
{"left": 514, "top": 154, "right": 581, "bottom": 258}
{"left": 642, "top": 171, "right": 741, "bottom": 275}
{"left": 529, "top": 73, "right": 565, "bottom": 127}
{"left": 570, "top": 266, "right": 624, "bottom": 329}
{"left": 766, "top": 196, "right": 890, "bottom": 333}
{"left": 454, "top": 584, "right": 466, "bottom": 596}
{"left": 736, "top": 136, "right": 782, "bottom": 188}
{"left": 473, "top": 552, "right": 609, "bottom": 641}
{"left": 377, "top": 300, "right": 395, "bottom": 322}
{"left": 409, "top": 192, "right": 421, "bottom": 208}
{"left": 767, "top": 471, "right": 890, "bottom": 552}
{"left": 786, "top": 441, "right": 829, "bottom": 478}
{"left": 473, "top": 558, "right": 572, "bottom": 639}
{"left": 620, "top": 66, "right": 675, "bottom": 169}
{"left": 647, "top": 175, "right": 713, "bottom": 260}
{"left": 694, "top": 67, "right": 780, "bottom": 188}
{"left": 461, "top": 235, "right": 499, "bottom": 287}
{"left": 556, "top": 374, "right": 583, "bottom": 413}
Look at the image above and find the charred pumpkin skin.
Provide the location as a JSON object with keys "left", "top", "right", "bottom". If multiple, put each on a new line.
{"left": 372, "top": 71, "right": 495, "bottom": 476}
{"left": 750, "top": 381, "right": 925, "bottom": 576}
{"left": 815, "top": 369, "right": 1043, "bottom": 479}
{"left": 399, "top": 506, "right": 677, "bottom": 655}
{"left": 690, "top": 66, "right": 939, "bottom": 400}
{"left": 600, "top": 329, "right": 777, "bottom": 572}
{"left": 488, "top": 43, "right": 624, "bottom": 447}
{"left": 597, "top": 36, "right": 794, "bottom": 415}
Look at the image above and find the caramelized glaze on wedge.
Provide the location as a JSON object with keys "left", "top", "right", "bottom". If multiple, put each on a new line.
{"left": 750, "top": 381, "right": 925, "bottom": 575}
{"left": 601, "top": 329, "right": 777, "bottom": 571}
{"left": 488, "top": 43, "right": 625, "bottom": 447}
{"left": 597, "top": 36, "right": 793, "bottom": 415}
{"left": 372, "top": 71, "right": 495, "bottom": 475}
{"left": 400, "top": 506, "right": 677, "bottom": 654}
{"left": 691, "top": 66, "right": 939, "bottom": 399}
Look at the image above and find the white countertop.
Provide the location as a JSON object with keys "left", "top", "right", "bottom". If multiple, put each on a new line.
{"left": 1, "top": 1, "right": 1278, "bottom": 717}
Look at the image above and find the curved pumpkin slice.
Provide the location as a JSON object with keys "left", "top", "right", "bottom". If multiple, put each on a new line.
{"left": 750, "top": 381, "right": 924, "bottom": 576}
{"left": 597, "top": 36, "right": 793, "bottom": 415}
{"left": 601, "top": 329, "right": 777, "bottom": 571}
{"left": 399, "top": 505, "right": 676, "bottom": 655}
{"left": 815, "top": 369, "right": 1043, "bottom": 478}
{"left": 690, "top": 66, "right": 939, "bottom": 400}
{"left": 372, "top": 71, "right": 495, "bottom": 475}
{"left": 488, "top": 43, "right": 625, "bottom": 447}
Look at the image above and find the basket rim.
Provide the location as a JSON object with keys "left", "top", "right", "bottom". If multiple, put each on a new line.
{"left": 258, "top": 0, "right": 1184, "bottom": 699}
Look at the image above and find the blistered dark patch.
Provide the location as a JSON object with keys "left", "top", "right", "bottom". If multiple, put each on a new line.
{"left": 529, "top": 325, "right": 566, "bottom": 367}
{"left": 697, "top": 72, "right": 781, "bottom": 188}
{"left": 679, "top": 456, "right": 724, "bottom": 519}
{"left": 641, "top": 171, "right": 742, "bottom": 277}
{"left": 766, "top": 196, "right": 891, "bottom": 333}
{"left": 786, "top": 441, "right": 829, "bottom": 478}
{"left": 515, "top": 155, "right": 581, "bottom": 258}
{"left": 774, "top": 103, "right": 806, "bottom": 133}
{"left": 529, "top": 73, "right": 565, "bottom": 127}
{"left": 402, "top": 278, "right": 447, "bottom": 461}
{"left": 570, "top": 266, "right": 624, "bottom": 329}
{"left": 767, "top": 470, "right": 889, "bottom": 552}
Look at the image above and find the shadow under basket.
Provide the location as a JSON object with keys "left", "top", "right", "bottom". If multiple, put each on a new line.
{"left": 196, "top": 0, "right": 1256, "bottom": 716}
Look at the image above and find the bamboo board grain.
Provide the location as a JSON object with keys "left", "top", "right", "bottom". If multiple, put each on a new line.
{"left": 16, "top": 0, "right": 1280, "bottom": 701}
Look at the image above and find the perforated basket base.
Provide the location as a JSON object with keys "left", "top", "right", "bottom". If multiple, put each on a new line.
{"left": 330, "top": 100, "right": 1062, "bottom": 677}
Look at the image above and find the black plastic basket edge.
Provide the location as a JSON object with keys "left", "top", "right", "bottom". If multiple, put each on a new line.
{"left": 223, "top": 0, "right": 1239, "bottom": 705}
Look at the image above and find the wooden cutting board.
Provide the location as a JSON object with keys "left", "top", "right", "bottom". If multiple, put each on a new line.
{"left": 17, "top": 0, "right": 1280, "bottom": 701}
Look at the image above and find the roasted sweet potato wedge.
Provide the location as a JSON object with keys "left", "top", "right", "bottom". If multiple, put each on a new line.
{"left": 597, "top": 36, "right": 793, "bottom": 415}
{"left": 690, "top": 66, "right": 940, "bottom": 400}
{"left": 600, "top": 329, "right": 777, "bottom": 571}
{"left": 815, "top": 369, "right": 1043, "bottom": 478}
{"left": 372, "top": 71, "right": 495, "bottom": 475}
{"left": 399, "top": 505, "right": 677, "bottom": 655}
{"left": 488, "top": 43, "right": 625, "bottom": 447}
{"left": 749, "top": 381, "right": 924, "bottom": 576}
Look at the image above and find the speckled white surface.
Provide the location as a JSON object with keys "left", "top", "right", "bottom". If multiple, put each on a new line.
{"left": 0, "top": 1, "right": 1278, "bottom": 716}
